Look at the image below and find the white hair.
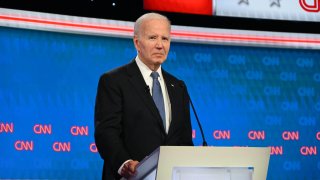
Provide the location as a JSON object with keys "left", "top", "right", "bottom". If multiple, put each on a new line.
{"left": 134, "top": 13, "right": 171, "bottom": 36}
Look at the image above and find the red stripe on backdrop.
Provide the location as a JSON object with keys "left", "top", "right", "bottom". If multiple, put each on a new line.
{"left": 1, "top": 14, "right": 320, "bottom": 47}
{"left": 144, "top": 0, "right": 213, "bottom": 16}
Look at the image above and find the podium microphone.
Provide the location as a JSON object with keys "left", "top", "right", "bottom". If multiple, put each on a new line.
{"left": 180, "top": 81, "right": 208, "bottom": 146}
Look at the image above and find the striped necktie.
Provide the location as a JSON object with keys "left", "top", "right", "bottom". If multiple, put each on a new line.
{"left": 150, "top": 71, "right": 166, "bottom": 129}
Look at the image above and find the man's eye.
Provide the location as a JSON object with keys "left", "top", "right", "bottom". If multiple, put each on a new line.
{"left": 162, "top": 38, "right": 168, "bottom": 41}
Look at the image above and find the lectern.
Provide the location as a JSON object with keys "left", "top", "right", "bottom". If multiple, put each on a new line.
{"left": 130, "top": 146, "right": 270, "bottom": 180}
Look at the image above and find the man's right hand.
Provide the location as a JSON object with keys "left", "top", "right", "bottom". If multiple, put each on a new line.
{"left": 120, "top": 160, "right": 139, "bottom": 178}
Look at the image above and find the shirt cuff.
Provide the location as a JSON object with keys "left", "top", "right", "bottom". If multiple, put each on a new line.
{"left": 118, "top": 159, "right": 132, "bottom": 175}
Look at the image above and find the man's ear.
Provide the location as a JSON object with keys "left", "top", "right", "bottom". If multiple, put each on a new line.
{"left": 133, "top": 36, "right": 140, "bottom": 52}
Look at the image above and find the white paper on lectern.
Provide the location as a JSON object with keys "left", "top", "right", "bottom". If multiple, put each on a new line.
{"left": 172, "top": 167, "right": 253, "bottom": 180}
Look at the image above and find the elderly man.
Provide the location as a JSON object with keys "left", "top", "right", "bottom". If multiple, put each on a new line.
{"left": 94, "top": 12, "right": 193, "bottom": 180}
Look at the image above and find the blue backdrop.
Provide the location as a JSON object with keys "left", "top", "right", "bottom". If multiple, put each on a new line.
{"left": 0, "top": 26, "right": 319, "bottom": 179}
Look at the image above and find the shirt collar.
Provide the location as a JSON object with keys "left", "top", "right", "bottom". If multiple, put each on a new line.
{"left": 135, "top": 56, "right": 163, "bottom": 80}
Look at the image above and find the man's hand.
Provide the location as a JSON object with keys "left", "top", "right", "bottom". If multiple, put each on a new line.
{"left": 120, "top": 160, "right": 139, "bottom": 178}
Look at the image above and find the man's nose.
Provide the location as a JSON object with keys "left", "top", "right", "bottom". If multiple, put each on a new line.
{"left": 155, "top": 39, "right": 163, "bottom": 48}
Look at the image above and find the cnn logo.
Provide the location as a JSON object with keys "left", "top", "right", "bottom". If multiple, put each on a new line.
{"left": 15, "top": 140, "right": 33, "bottom": 151}
{"left": 213, "top": 130, "right": 231, "bottom": 140}
{"left": 0, "top": 122, "right": 14, "bottom": 133}
{"left": 53, "top": 142, "right": 71, "bottom": 152}
{"left": 299, "top": 0, "right": 320, "bottom": 12}
{"left": 300, "top": 146, "right": 317, "bottom": 156}
{"left": 34, "top": 124, "right": 52, "bottom": 134}
{"left": 90, "top": 143, "right": 98, "bottom": 153}
{"left": 248, "top": 130, "right": 265, "bottom": 140}
{"left": 70, "top": 126, "right": 88, "bottom": 136}
{"left": 270, "top": 146, "right": 283, "bottom": 155}
{"left": 282, "top": 131, "right": 299, "bottom": 141}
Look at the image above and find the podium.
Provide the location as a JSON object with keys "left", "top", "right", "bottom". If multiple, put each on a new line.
{"left": 130, "top": 146, "right": 270, "bottom": 180}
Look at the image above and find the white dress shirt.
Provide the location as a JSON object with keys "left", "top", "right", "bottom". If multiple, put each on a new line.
{"left": 135, "top": 56, "right": 172, "bottom": 133}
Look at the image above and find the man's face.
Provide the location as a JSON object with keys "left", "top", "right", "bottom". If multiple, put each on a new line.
{"left": 134, "top": 18, "right": 171, "bottom": 70}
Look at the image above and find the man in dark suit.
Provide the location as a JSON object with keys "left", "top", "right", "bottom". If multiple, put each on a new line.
{"left": 94, "top": 12, "right": 194, "bottom": 180}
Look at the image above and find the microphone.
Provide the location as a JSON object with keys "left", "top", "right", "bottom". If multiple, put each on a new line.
{"left": 180, "top": 81, "right": 208, "bottom": 146}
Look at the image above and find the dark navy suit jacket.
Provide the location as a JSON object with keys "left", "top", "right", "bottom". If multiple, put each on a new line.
{"left": 94, "top": 60, "right": 193, "bottom": 179}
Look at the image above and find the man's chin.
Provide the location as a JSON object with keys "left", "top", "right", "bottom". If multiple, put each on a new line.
{"left": 154, "top": 60, "right": 165, "bottom": 65}
{"left": 152, "top": 56, "right": 166, "bottom": 63}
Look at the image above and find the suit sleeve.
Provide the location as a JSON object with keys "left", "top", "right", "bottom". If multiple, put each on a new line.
{"left": 181, "top": 80, "right": 194, "bottom": 146}
{"left": 94, "top": 74, "right": 130, "bottom": 175}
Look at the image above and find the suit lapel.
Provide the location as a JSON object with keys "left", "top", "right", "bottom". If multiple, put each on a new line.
{"left": 162, "top": 70, "right": 179, "bottom": 136}
{"left": 126, "top": 60, "right": 166, "bottom": 132}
